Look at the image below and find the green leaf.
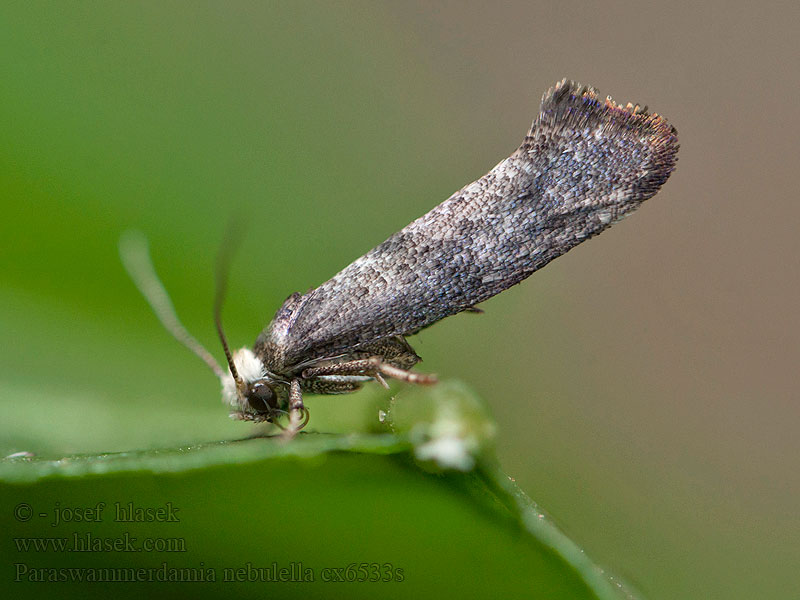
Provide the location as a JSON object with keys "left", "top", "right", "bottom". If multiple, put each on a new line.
{"left": 1, "top": 382, "right": 638, "bottom": 600}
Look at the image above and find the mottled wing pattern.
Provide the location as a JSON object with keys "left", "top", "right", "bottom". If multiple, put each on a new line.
{"left": 270, "top": 80, "right": 678, "bottom": 365}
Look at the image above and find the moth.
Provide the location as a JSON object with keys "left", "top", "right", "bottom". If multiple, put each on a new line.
{"left": 122, "top": 79, "right": 678, "bottom": 434}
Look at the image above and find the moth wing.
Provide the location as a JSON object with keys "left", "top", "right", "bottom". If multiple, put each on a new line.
{"left": 267, "top": 80, "right": 678, "bottom": 365}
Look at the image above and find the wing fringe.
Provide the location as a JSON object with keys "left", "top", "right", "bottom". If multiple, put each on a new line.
{"left": 524, "top": 78, "right": 679, "bottom": 202}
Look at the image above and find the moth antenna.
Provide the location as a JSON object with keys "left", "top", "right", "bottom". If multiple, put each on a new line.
{"left": 214, "top": 216, "right": 248, "bottom": 388}
{"left": 119, "top": 230, "right": 226, "bottom": 379}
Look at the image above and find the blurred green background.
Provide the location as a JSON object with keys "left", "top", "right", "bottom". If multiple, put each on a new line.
{"left": 1, "top": 2, "right": 798, "bottom": 599}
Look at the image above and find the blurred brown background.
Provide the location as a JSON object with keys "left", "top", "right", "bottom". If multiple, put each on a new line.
{"left": 388, "top": 2, "right": 800, "bottom": 597}
{"left": 1, "top": 1, "right": 798, "bottom": 598}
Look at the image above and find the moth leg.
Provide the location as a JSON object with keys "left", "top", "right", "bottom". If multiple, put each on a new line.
{"left": 302, "top": 359, "right": 373, "bottom": 378}
{"left": 373, "top": 371, "right": 389, "bottom": 389}
{"left": 359, "top": 336, "right": 421, "bottom": 370}
{"left": 302, "top": 357, "right": 437, "bottom": 386}
{"left": 369, "top": 358, "right": 438, "bottom": 385}
{"left": 302, "top": 376, "right": 368, "bottom": 395}
{"left": 283, "top": 379, "right": 309, "bottom": 439}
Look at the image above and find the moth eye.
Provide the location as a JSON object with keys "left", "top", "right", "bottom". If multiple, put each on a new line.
{"left": 247, "top": 382, "right": 277, "bottom": 413}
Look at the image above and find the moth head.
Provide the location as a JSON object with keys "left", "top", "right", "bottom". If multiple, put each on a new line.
{"left": 220, "top": 348, "right": 281, "bottom": 420}
{"left": 120, "top": 230, "right": 283, "bottom": 423}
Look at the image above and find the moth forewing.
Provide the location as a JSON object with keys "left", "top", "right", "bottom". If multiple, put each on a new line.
{"left": 124, "top": 79, "right": 678, "bottom": 436}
